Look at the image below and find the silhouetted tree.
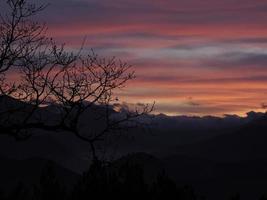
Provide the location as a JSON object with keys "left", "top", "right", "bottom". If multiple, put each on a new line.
{"left": 229, "top": 193, "right": 240, "bottom": 200}
{"left": 0, "top": 0, "right": 154, "bottom": 161}
{"left": 116, "top": 162, "right": 148, "bottom": 200}
{"left": 71, "top": 161, "right": 148, "bottom": 200}
{"left": 71, "top": 160, "right": 198, "bottom": 200}
{"left": 150, "top": 171, "right": 178, "bottom": 200}
{"left": 150, "top": 172, "right": 197, "bottom": 200}
{"left": 1, "top": 157, "right": 201, "bottom": 200}
{"left": 0, "top": 0, "right": 47, "bottom": 74}
{"left": 33, "top": 162, "right": 66, "bottom": 200}
{"left": 260, "top": 195, "right": 267, "bottom": 200}
{"left": 0, "top": 188, "right": 6, "bottom": 200}
{"left": 7, "top": 182, "right": 30, "bottom": 200}
{"left": 71, "top": 161, "right": 110, "bottom": 200}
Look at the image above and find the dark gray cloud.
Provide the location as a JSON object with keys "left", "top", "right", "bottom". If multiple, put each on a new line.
{"left": 136, "top": 74, "right": 267, "bottom": 84}
{"left": 11, "top": 0, "right": 267, "bottom": 27}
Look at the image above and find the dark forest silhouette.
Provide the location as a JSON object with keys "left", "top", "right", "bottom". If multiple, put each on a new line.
{"left": 0, "top": 160, "right": 199, "bottom": 200}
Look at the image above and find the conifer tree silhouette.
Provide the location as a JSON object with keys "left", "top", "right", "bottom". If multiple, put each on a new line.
{"left": 8, "top": 182, "right": 30, "bottom": 200}
{"left": 33, "top": 162, "right": 65, "bottom": 200}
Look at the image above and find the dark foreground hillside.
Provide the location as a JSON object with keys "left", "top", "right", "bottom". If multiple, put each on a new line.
{"left": 1, "top": 97, "right": 267, "bottom": 199}
{"left": 0, "top": 155, "right": 198, "bottom": 200}
{"left": 165, "top": 115, "right": 267, "bottom": 200}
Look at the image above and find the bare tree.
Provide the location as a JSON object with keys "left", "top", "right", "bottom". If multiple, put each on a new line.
{"left": 0, "top": 0, "right": 154, "bottom": 161}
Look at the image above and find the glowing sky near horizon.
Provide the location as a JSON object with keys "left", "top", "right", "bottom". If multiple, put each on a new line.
{"left": 24, "top": 0, "right": 267, "bottom": 115}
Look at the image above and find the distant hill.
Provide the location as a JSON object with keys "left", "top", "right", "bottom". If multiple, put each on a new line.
{"left": 0, "top": 156, "right": 80, "bottom": 192}
{"left": 162, "top": 154, "right": 267, "bottom": 200}
{"left": 174, "top": 114, "right": 267, "bottom": 162}
{"left": 0, "top": 95, "right": 266, "bottom": 172}
{"left": 161, "top": 114, "right": 267, "bottom": 199}
{"left": 1, "top": 95, "right": 267, "bottom": 199}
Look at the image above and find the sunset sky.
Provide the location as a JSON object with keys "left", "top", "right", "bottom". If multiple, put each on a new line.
{"left": 33, "top": 0, "right": 267, "bottom": 116}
